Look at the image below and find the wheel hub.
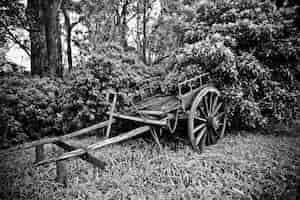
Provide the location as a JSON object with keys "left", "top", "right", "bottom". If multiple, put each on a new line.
{"left": 207, "top": 116, "right": 217, "bottom": 129}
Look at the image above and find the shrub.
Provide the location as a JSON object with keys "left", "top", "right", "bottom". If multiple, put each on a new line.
{"left": 0, "top": 45, "right": 163, "bottom": 148}
{"left": 0, "top": 75, "right": 65, "bottom": 148}
{"left": 165, "top": 0, "right": 299, "bottom": 129}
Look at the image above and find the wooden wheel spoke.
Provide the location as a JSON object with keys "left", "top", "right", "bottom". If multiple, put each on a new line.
{"left": 211, "top": 103, "right": 222, "bottom": 116}
{"left": 209, "top": 93, "right": 214, "bottom": 113}
{"left": 195, "top": 127, "right": 207, "bottom": 146}
{"left": 206, "top": 129, "right": 212, "bottom": 145}
{"left": 193, "top": 123, "right": 206, "bottom": 134}
{"left": 200, "top": 129, "right": 207, "bottom": 152}
{"left": 195, "top": 116, "right": 207, "bottom": 123}
{"left": 204, "top": 95, "right": 209, "bottom": 115}
{"left": 212, "top": 95, "right": 219, "bottom": 113}
{"left": 198, "top": 106, "right": 207, "bottom": 118}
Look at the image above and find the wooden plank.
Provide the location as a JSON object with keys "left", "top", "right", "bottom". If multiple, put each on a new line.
{"left": 1, "top": 119, "right": 115, "bottom": 154}
{"left": 35, "top": 126, "right": 151, "bottom": 166}
{"left": 135, "top": 96, "right": 178, "bottom": 110}
{"left": 107, "top": 112, "right": 168, "bottom": 126}
{"left": 106, "top": 93, "right": 117, "bottom": 137}
{"left": 54, "top": 141, "right": 106, "bottom": 169}
{"left": 35, "top": 144, "right": 45, "bottom": 163}
{"left": 139, "top": 110, "right": 167, "bottom": 116}
{"left": 55, "top": 147, "right": 67, "bottom": 186}
{"left": 179, "top": 86, "right": 204, "bottom": 110}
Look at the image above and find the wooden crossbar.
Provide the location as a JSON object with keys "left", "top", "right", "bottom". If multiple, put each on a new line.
{"left": 54, "top": 141, "right": 106, "bottom": 169}
{"left": 139, "top": 110, "right": 167, "bottom": 116}
{"left": 106, "top": 112, "right": 168, "bottom": 126}
{"left": 35, "top": 126, "right": 151, "bottom": 166}
{"left": 1, "top": 119, "right": 115, "bottom": 154}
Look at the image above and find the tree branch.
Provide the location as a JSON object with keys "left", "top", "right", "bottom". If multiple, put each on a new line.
{"left": 3, "top": 25, "right": 30, "bottom": 56}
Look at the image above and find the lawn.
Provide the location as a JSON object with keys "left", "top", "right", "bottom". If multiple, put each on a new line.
{"left": 0, "top": 128, "right": 299, "bottom": 200}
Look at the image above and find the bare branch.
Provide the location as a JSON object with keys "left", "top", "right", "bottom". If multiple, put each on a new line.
{"left": 2, "top": 24, "right": 30, "bottom": 56}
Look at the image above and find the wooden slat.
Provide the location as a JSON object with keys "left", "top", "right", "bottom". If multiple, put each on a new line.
{"left": 107, "top": 112, "right": 168, "bottom": 126}
{"left": 106, "top": 93, "right": 117, "bottom": 137}
{"left": 35, "top": 126, "right": 151, "bottom": 166}
{"left": 1, "top": 119, "right": 115, "bottom": 154}
{"left": 54, "top": 141, "right": 106, "bottom": 169}
{"left": 139, "top": 110, "right": 167, "bottom": 116}
{"left": 135, "top": 96, "right": 179, "bottom": 111}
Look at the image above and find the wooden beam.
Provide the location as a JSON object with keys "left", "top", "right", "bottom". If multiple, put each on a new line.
{"left": 35, "top": 126, "right": 151, "bottom": 166}
{"left": 55, "top": 147, "right": 67, "bottom": 186}
{"left": 139, "top": 110, "right": 167, "bottom": 116}
{"left": 54, "top": 140, "right": 106, "bottom": 169}
{"left": 107, "top": 112, "right": 168, "bottom": 126}
{"left": 1, "top": 120, "right": 115, "bottom": 154}
{"left": 106, "top": 93, "right": 117, "bottom": 138}
{"left": 35, "top": 144, "right": 45, "bottom": 163}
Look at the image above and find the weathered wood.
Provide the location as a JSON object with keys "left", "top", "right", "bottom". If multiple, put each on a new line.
{"left": 139, "top": 110, "right": 167, "bottom": 116}
{"left": 54, "top": 140, "right": 105, "bottom": 169}
{"left": 35, "top": 126, "right": 151, "bottom": 166}
{"left": 55, "top": 148, "right": 67, "bottom": 186}
{"left": 1, "top": 120, "right": 115, "bottom": 154}
{"left": 107, "top": 112, "right": 168, "bottom": 126}
{"left": 35, "top": 145, "right": 45, "bottom": 163}
{"left": 106, "top": 93, "right": 117, "bottom": 138}
{"left": 135, "top": 96, "right": 180, "bottom": 112}
{"left": 179, "top": 86, "right": 206, "bottom": 111}
{"left": 150, "top": 128, "right": 162, "bottom": 152}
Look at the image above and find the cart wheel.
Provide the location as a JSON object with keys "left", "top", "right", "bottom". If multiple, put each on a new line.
{"left": 188, "top": 86, "right": 227, "bottom": 152}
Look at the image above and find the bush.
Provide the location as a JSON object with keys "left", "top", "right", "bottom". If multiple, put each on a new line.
{"left": 0, "top": 75, "right": 65, "bottom": 148}
{"left": 0, "top": 44, "right": 163, "bottom": 148}
{"left": 164, "top": 0, "right": 299, "bottom": 129}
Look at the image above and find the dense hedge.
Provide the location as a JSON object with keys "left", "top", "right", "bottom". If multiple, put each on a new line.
{"left": 0, "top": 75, "right": 65, "bottom": 148}
{"left": 0, "top": 44, "right": 162, "bottom": 148}
{"left": 162, "top": 0, "right": 299, "bottom": 129}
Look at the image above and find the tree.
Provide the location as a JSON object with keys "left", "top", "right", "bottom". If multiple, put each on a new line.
{"left": 43, "top": 0, "right": 63, "bottom": 77}
{"left": 142, "top": 0, "right": 147, "bottom": 63}
{"left": 26, "top": 0, "right": 48, "bottom": 76}
{"left": 61, "top": 0, "right": 85, "bottom": 71}
{"left": 25, "top": 0, "right": 63, "bottom": 77}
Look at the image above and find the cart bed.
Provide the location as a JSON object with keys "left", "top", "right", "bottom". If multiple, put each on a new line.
{"left": 134, "top": 95, "right": 180, "bottom": 113}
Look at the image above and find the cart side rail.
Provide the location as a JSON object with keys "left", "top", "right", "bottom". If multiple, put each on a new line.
{"left": 177, "top": 73, "right": 211, "bottom": 111}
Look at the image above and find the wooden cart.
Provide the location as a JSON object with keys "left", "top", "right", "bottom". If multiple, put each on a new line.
{"left": 3, "top": 73, "right": 227, "bottom": 170}
{"left": 103, "top": 72, "right": 227, "bottom": 152}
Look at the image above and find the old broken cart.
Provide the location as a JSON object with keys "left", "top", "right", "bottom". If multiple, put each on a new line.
{"left": 33, "top": 72, "right": 227, "bottom": 167}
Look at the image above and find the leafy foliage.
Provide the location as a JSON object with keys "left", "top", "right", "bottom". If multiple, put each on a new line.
{"left": 0, "top": 75, "right": 64, "bottom": 148}
{"left": 162, "top": 0, "right": 299, "bottom": 129}
{"left": 0, "top": 44, "right": 163, "bottom": 148}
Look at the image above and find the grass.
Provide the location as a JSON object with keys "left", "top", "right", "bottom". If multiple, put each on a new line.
{"left": 0, "top": 128, "right": 299, "bottom": 200}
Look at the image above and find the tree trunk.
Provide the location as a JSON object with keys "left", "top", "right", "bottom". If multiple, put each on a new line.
{"left": 62, "top": 8, "right": 73, "bottom": 71}
{"left": 43, "top": 0, "right": 63, "bottom": 78}
{"left": 136, "top": 0, "right": 141, "bottom": 54}
{"left": 66, "top": 27, "right": 72, "bottom": 71}
{"left": 142, "top": 0, "right": 147, "bottom": 63}
{"left": 27, "top": 0, "right": 48, "bottom": 76}
{"left": 120, "top": 0, "right": 129, "bottom": 49}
